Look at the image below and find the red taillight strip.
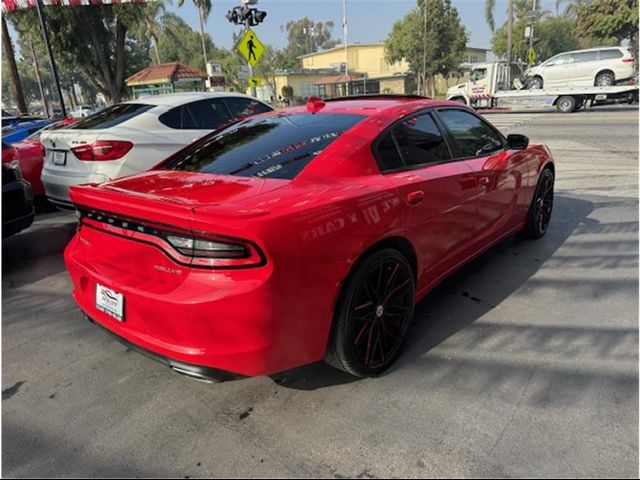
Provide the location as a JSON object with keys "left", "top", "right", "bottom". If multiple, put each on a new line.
{"left": 77, "top": 207, "right": 265, "bottom": 269}
{"left": 622, "top": 58, "right": 635, "bottom": 63}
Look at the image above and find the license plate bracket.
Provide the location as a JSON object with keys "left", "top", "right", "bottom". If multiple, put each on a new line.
{"left": 52, "top": 150, "right": 66, "bottom": 166}
{"left": 95, "top": 284, "right": 125, "bottom": 322}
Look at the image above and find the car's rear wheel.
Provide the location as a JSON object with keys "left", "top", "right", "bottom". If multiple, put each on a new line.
{"left": 523, "top": 168, "right": 554, "bottom": 238}
{"left": 326, "top": 248, "right": 415, "bottom": 377}
{"left": 595, "top": 71, "right": 615, "bottom": 87}
{"left": 556, "top": 95, "right": 577, "bottom": 113}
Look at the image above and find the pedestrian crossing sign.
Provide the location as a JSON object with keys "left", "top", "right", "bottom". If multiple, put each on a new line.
{"left": 236, "top": 28, "right": 264, "bottom": 67}
{"left": 248, "top": 77, "right": 262, "bottom": 87}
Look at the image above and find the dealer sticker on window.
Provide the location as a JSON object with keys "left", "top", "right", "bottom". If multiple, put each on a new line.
{"left": 96, "top": 284, "right": 124, "bottom": 322}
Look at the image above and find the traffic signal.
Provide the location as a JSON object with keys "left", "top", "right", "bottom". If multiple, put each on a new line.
{"left": 225, "top": 9, "right": 239, "bottom": 23}
{"left": 225, "top": 5, "right": 267, "bottom": 26}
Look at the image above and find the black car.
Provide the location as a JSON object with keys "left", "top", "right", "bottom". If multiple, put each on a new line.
{"left": 2, "top": 142, "right": 34, "bottom": 238}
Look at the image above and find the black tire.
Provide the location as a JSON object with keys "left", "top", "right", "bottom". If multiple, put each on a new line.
{"left": 556, "top": 95, "right": 576, "bottom": 113}
{"left": 325, "top": 248, "right": 415, "bottom": 377}
{"left": 595, "top": 71, "right": 615, "bottom": 87}
{"left": 523, "top": 168, "right": 554, "bottom": 238}
{"left": 527, "top": 76, "right": 543, "bottom": 89}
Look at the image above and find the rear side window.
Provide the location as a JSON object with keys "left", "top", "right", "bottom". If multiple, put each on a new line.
{"left": 224, "top": 97, "right": 272, "bottom": 118}
{"left": 437, "top": 109, "right": 504, "bottom": 158}
{"left": 377, "top": 133, "right": 403, "bottom": 171}
{"left": 375, "top": 113, "right": 450, "bottom": 172}
{"left": 574, "top": 51, "right": 598, "bottom": 62}
{"left": 599, "top": 49, "right": 623, "bottom": 60}
{"left": 161, "top": 113, "right": 365, "bottom": 179}
{"left": 70, "top": 103, "right": 153, "bottom": 130}
{"left": 392, "top": 114, "right": 450, "bottom": 167}
{"left": 183, "top": 99, "right": 232, "bottom": 129}
{"left": 160, "top": 99, "right": 238, "bottom": 130}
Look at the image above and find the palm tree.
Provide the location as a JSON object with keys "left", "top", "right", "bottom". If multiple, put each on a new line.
{"left": 177, "top": 0, "right": 212, "bottom": 69}
{"left": 143, "top": 2, "right": 168, "bottom": 65}
{"left": 485, "top": 0, "right": 496, "bottom": 31}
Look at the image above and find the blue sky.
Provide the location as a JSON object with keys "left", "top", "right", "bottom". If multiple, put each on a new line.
{"left": 167, "top": 0, "right": 557, "bottom": 51}
{"left": 8, "top": 0, "right": 558, "bottom": 54}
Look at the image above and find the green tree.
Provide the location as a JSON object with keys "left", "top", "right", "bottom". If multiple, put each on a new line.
{"left": 492, "top": 15, "right": 582, "bottom": 63}
{"left": 279, "top": 18, "right": 336, "bottom": 70}
{"left": 572, "top": 0, "right": 639, "bottom": 59}
{"left": 177, "top": 0, "right": 212, "bottom": 69}
{"left": 385, "top": 0, "right": 467, "bottom": 97}
{"left": 8, "top": 4, "right": 149, "bottom": 104}
{"left": 2, "top": 16, "right": 28, "bottom": 114}
{"left": 141, "top": 1, "right": 168, "bottom": 65}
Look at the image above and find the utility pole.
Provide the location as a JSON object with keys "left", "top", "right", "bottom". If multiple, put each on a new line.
{"left": 36, "top": 0, "right": 66, "bottom": 117}
{"left": 30, "top": 39, "right": 50, "bottom": 119}
{"left": 2, "top": 16, "right": 28, "bottom": 115}
{"left": 343, "top": 0, "right": 348, "bottom": 96}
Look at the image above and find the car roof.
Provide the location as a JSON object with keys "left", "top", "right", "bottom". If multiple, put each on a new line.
{"left": 279, "top": 95, "right": 463, "bottom": 117}
{"left": 123, "top": 92, "right": 263, "bottom": 108}
{"left": 554, "top": 46, "right": 627, "bottom": 55}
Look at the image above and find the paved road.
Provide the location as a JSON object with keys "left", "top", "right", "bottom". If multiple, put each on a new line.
{"left": 3, "top": 106, "right": 638, "bottom": 478}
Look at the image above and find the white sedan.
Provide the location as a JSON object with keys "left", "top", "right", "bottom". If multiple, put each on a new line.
{"left": 41, "top": 92, "right": 272, "bottom": 208}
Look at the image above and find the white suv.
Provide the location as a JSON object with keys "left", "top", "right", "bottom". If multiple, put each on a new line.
{"left": 41, "top": 92, "right": 272, "bottom": 208}
{"left": 524, "top": 46, "right": 635, "bottom": 89}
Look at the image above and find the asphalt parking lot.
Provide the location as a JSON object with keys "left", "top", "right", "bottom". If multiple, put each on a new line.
{"left": 2, "top": 105, "right": 638, "bottom": 478}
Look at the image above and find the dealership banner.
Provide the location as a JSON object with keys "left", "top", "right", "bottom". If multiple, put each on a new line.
{"left": 1, "top": 0, "right": 155, "bottom": 13}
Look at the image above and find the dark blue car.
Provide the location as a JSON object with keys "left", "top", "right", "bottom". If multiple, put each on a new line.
{"left": 2, "top": 119, "right": 53, "bottom": 145}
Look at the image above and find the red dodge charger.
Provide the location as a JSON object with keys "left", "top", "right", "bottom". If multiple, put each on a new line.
{"left": 64, "top": 96, "right": 554, "bottom": 381}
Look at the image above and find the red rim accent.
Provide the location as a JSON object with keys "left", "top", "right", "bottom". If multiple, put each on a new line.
{"left": 352, "top": 258, "right": 413, "bottom": 368}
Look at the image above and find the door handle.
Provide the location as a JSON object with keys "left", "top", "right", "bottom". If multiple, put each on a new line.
{"left": 406, "top": 190, "right": 424, "bottom": 205}
{"left": 478, "top": 176, "right": 491, "bottom": 187}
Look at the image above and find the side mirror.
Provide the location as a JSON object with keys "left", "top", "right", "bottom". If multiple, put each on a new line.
{"left": 506, "top": 134, "right": 529, "bottom": 150}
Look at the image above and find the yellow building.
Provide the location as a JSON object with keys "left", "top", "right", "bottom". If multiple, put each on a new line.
{"left": 253, "top": 43, "right": 488, "bottom": 102}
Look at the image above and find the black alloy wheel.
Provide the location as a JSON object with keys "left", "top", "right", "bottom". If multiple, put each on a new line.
{"left": 326, "top": 248, "right": 415, "bottom": 377}
{"left": 524, "top": 168, "right": 554, "bottom": 238}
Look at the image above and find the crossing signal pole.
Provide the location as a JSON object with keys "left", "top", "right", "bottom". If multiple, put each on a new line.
{"left": 226, "top": 0, "right": 267, "bottom": 97}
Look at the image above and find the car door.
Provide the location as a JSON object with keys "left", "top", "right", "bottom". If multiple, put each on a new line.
{"left": 572, "top": 51, "right": 599, "bottom": 86}
{"left": 543, "top": 53, "right": 573, "bottom": 87}
{"left": 179, "top": 98, "right": 235, "bottom": 143}
{"left": 435, "top": 108, "right": 531, "bottom": 240}
{"left": 374, "top": 111, "right": 478, "bottom": 284}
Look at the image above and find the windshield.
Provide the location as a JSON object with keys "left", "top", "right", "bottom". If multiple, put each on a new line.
{"left": 159, "top": 112, "right": 366, "bottom": 180}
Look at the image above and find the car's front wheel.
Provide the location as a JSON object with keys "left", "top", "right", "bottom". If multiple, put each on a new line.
{"left": 325, "top": 248, "right": 415, "bottom": 377}
{"left": 527, "top": 76, "right": 544, "bottom": 89}
{"left": 523, "top": 168, "right": 554, "bottom": 238}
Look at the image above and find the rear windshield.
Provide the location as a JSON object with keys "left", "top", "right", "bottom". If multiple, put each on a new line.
{"left": 69, "top": 103, "right": 153, "bottom": 130}
{"left": 160, "top": 113, "right": 365, "bottom": 179}
{"left": 599, "top": 49, "right": 623, "bottom": 60}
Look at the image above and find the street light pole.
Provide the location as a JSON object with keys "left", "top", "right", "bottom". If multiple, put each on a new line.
{"left": 36, "top": 0, "right": 66, "bottom": 118}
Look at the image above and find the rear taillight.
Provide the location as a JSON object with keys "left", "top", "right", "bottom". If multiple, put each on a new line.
{"left": 622, "top": 58, "right": 635, "bottom": 63}
{"left": 165, "top": 233, "right": 262, "bottom": 267}
{"left": 79, "top": 208, "right": 264, "bottom": 268}
{"left": 71, "top": 140, "right": 133, "bottom": 161}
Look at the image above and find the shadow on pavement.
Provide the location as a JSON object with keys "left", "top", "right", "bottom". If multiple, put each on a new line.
{"left": 272, "top": 194, "right": 637, "bottom": 391}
